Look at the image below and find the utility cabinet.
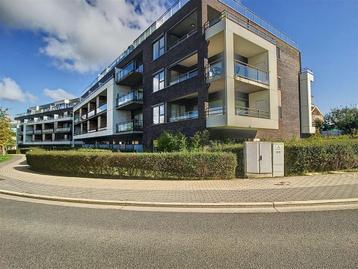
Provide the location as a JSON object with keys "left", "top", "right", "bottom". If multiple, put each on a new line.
{"left": 244, "top": 141, "right": 284, "bottom": 178}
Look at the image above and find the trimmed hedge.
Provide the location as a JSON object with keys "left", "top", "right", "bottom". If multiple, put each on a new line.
{"left": 210, "top": 138, "right": 358, "bottom": 177}
{"left": 285, "top": 138, "right": 358, "bottom": 175}
{"left": 209, "top": 144, "right": 245, "bottom": 177}
{"left": 26, "top": 151, "right": 237, "bottom": 180}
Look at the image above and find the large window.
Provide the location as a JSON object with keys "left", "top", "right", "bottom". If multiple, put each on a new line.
{"left": 152, "top": 36, "right": 165, "bottom": 60}
{"left": 153, "top": 70, "right": 165, "bottom": 92}
{"left": 153, "top": 104, "right": 165, "bottom": 124}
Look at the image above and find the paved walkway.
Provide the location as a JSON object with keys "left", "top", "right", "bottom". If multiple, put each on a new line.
{"left": 0, "top": 155, "right": 357, "bottom": 203}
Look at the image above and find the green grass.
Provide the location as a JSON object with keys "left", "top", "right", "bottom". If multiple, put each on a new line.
{"left": 0, "top": 155, "right": 11, "bottom": 163}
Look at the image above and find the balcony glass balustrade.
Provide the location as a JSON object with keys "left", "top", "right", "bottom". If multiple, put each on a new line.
{"left": 115, "top": 63, "right": 143, "bottom": 83}
{"left": 207, "top": 60, "right": 224, "bottom": 80}
{"left": 96, "top": 104, "right": 108, "bottom": 114}
{"left": 116, "top": 90, "right": 143, "bottom": 107}
{"left": 169, "top": 69, "right": 198, "bottom": 86}
{"left": 87, "top": 109, "right": 96, "bottom": 118}
{"left": 235, "top": 106, "right": 270, "bottom": 119}
{"left": 207, "top": 106, "right": 225, "bottom": 116}
{"left": 169, "top": 111, "right": 198, "bottom": 122}
{"left": 234, "top": 60, "right": 269, "bottom": 85}
{"left": 116, "top": 120, "right": 143, "bottom": 133}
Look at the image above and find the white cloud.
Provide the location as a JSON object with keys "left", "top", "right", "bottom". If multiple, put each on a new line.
{"left": 0, "top": 0, "right": 167, "bottom": 73}
{"left": 43, "top": 88, "right": 76, "bottom": 101}
{"left": 0, "top": 77, "right": 37, "bottom": 103}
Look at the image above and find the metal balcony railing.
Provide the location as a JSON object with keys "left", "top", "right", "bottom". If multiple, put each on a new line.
{"left": 169, "top": 111, "right": 198, "bottom": 122}
{"left": 80, "top": 0, "right": 190, "bottom": 101}
{"left": 235, "top": 106, "right": 270, "bottom": 119}
{"left": 117, "top": 90, "right": 143, "bottom": 107}
{"left": 169, "top": 69, "right": 198, "bottom": 86}
{"left": 116, "top": 120, "right": 143, "bottom": 133}
{"left": 219, "top": 0, "right": 298, "bottom": 49}
{"left": 234, "top": 60, "right": 269, "bottom": 85}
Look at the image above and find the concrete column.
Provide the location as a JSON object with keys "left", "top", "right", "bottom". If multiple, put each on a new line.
{"left": 96, "top": 96, "right": 100, "bottom": 109}
{"left": 23, "top": 124, "right": 26, "bottom": 144}
{"left": 224, "top": 22, "right": 235, "bottom": 125}
{"left": 52, "top": 133, "right": 55, "bottom": 141}
{"left": 98, "top": 116, "right": 101, "bottom": 130}
{"left": 300, "top": 70, "right": 315, "bottom": 134}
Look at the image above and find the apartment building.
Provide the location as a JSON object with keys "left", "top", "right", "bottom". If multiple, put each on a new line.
{"left": 19, "top": 0, "right": 316, "bottom": 151}
{"left": 15, "top": 99, "right": 79, "bottom": 148}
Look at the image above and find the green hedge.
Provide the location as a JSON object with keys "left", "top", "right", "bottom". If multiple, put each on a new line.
{"left": 26, "top": 151, "right": 237, "bottom": 180}
{"left": 210, "top": 138, "right": 358, "bottom": 177}
{"left": 285, "top": 138, "right": 358, "bottom": 175}
{"left": 209, "top": 144, "right": 245, "bottom": 177}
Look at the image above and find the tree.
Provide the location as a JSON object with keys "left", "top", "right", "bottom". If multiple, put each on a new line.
{"left": 0, "top": 108, "right": 14, "bottom": 155}
{"left": 314, "top": 118, "right": 324, "bottom": 134}
{"left": 324, "top": 106, "right": 358, "bottom": 136}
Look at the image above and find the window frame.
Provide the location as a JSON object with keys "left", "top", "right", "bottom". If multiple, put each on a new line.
{"left": 152, "top": 35, "right": 165, "bottom": 61}
{"left": 152, "top": 103, "right": 166, "bottom": 125}
{"left": 152, "top": 69, "right": 165, "bottom": 93}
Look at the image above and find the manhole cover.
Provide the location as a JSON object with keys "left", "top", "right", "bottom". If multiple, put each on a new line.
{"left": 274, "top": 181, "right": 290, "bottom": 186}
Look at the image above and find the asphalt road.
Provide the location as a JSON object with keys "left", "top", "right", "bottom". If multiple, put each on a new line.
{"left": 0, "top": 198, "right": 357, "bottom": 269}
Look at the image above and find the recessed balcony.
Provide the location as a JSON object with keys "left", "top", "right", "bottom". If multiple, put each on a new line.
{"left": 116, "top": 90, "right": 143, "bottom": 110}
{"left": 55, "top": 127, "right": 71, "bottom": 133}
{"left": 235, "top": 106, "right": 270, "bottom": 119}
{"left": 234, "top": 60, "right": 269, "bottom": 86}
{"left": 169, "top": 110, "right": 198, "bottom": 123}
{"left": 43, "top": 129, "right": 54, "bottom": 134}
{"left": 116, "top": 120, "right": 143, "bottom": 134}
{"left": 207, "top": 60, "right": 224, "bottom": 81}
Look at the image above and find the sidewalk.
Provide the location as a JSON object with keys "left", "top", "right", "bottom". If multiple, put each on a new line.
{"left": 0, "top": 155, "right": 357, "bottom": 204}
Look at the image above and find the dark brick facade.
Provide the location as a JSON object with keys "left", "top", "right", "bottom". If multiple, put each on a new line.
{"left": 82, "top": 0, "right": 302, "bottom": 149}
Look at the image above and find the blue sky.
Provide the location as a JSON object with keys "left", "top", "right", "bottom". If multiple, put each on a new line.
{"left": 0, "top": 0, "right": 357, "bottom": 117}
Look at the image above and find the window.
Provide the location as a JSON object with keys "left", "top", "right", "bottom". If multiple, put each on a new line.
{"left": 153, "top": 70, "right": 165, "bottom": 92}
{"left": 153, "top": 36, "right": 165, "bottom": 60}
{"left": 153, "top": 104, "right": 165, "bottom": 124}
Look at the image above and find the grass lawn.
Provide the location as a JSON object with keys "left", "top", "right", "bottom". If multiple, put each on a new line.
{"left": 0, "top": 155, "right": 11, "bottom": 163}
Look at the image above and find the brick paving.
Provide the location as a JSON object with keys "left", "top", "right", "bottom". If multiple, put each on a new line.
{"left": 0, "top": 155, "right": 357, "bottom": 203}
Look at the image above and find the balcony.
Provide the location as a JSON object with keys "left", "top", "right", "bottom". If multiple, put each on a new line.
{"left": 34, "top": 130, "right": 42, "bottom": 135}
{"left": 235, "top": 106, "right": 270, "bottom": 119}
{"left": 234, "top": 60, "right": 269, "bottom": 85}
{"left": 87, "top": 110, "right": 96, "bottom": 118}
{"left": 169, "top": 69, "right": 198, "bottom": 86}
{"left": 169, "top": 110, "right": 198, "bottom": 123}
{"left": 96, "top": 104, "right": 107, "bottom": 114}
{"left": 43, "top": 129, "right": 54, "bottom": 134}
{"left": 115, "top": 62, "right": 143, "bottom": 87}
{"left": 55, "top": 127, "right": 71, "bottom": 133}
{"left": 207, "top": 60, "right": 224, "bottom": 81}
{"left": 116, "top": 90, "right": 143, "bottom": 110}
{"left": 25, "top": 129, "right": 34, "bottom": 134}
{"left": 207, "top": 106, "right": 225, "bottom": 116}
{"left": 116, "top": 120, "right": 143, "bottom": 133}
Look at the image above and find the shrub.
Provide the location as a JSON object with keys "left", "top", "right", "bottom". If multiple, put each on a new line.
{"left": 26, "top": 151, "right": 237, "bottom": 180}
{"left": 285, "top": 138, "right": 358, "bottom": 175}
{"left": 209, "top": 143, "right": 245, "bottom": 177}
{"left": 210, "top": 137, "right": 358, "bottom": 177}
{"left": 157, "top": 131, "right": 188, "bottom": 152}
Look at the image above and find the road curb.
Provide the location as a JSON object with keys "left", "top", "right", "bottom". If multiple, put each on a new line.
{"left": 1, "top": 189, "right": 358, "bottom": 210}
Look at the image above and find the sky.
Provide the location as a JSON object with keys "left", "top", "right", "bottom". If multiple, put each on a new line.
{"left": 0, "top": 0, "right": 357, "bottom": 118}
